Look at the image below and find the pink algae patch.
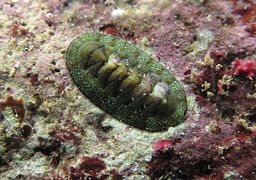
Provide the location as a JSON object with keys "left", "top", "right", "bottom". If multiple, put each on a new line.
{"left": 232, "top": 58, "right": 256, "bottom": 79}
{"left": 152, "top": 139, "right": 174, "bottom": 152}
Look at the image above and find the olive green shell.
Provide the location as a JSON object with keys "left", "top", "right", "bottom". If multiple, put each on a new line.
{"left": 66, "top": 32, "right": 187, "bottom": 132}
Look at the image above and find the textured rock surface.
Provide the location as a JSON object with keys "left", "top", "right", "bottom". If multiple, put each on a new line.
{"left": 0, "top": 0, "right": 255, "bottom": 179}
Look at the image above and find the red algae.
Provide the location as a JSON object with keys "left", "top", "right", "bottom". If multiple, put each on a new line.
{"left": 231, "top": 0, "right": 256, "bottom": 24}
{"left": 79, "top": 157, "right": 106, "bottom": 176}
{"left": 55, "top": 129, "right": 82, "bottom": 146}
{"left": 152, "top": 139, "right": 174, "bottom": 152}
{"left": 147, "top": 123, "right": 256, "bottom": 179}
{"left": 246, "top": 22, "right": 256, "bottom": 34}
{"left": 54, "top": 156, "right": 124, "bottom": 179}
{"left": 69, "top": 156, "right": 106, "bottom": 179}
{"left": 110, "top": 169, "right": 123, "bottom": 180}
{"left": 52, "top": 119, "right": 85, "bottom": 146}
{"left": 100, "top": 24, "right": 120, "bottom": 36}
{"left": 232, "top": 58, "right": 256, "bottom": 79}
{"left": 27, "top": 72, "right": 39, "bottom": 86}
{"left": 0, "top": 96, "right": 25, "bottom": 124}
{"left": 9, "top": 22, "right": 29, "bottom": 37}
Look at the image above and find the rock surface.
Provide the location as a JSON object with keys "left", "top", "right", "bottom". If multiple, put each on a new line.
{"left": 0, "top": 0, "right": 255, "bottom": 179}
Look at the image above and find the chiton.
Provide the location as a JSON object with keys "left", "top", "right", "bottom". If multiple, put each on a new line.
{"left": 66, "top": 32, "right": 187, "bottom": 132}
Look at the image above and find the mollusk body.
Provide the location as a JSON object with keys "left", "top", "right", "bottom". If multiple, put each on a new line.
{"left": 66, "top": 32, "right": 187, "bottom": 132}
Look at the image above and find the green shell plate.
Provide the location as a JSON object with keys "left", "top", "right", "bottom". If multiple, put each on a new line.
{"left": 66, "top": 32, "right": 187, "bottom": 132}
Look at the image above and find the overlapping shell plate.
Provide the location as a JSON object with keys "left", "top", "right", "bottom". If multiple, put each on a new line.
{"left": 66, "top": 32, "right": 187, "bottom": 132}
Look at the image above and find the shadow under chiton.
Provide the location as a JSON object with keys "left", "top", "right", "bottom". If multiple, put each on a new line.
{"left": 66, "top": 32, "right": 187, "bottom": 132}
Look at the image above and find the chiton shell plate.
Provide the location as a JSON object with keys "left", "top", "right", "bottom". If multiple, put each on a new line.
{"left": 66, "top": 32, "right": 187, "bottom": 132}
